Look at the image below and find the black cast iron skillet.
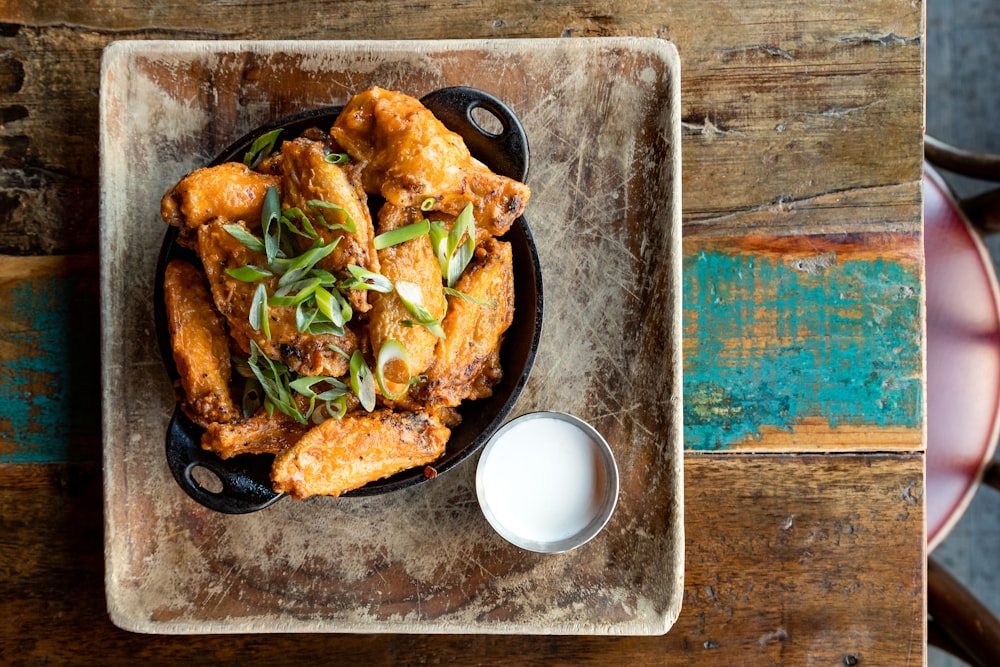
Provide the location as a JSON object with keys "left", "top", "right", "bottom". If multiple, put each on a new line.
{"left": 154, "top": 87, "right": 543, "bottom": 514}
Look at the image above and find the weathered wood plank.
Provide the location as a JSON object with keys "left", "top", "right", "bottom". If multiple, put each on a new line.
{"left": 0, "top": 1, "right": 922, "bottom": 253}
{"left": 684, "top": 234, "right": 924, "bottom": 452}
{"left": 0, "top": 454, "right": 924, "bottom": 665}
{"left": 0, "top": 254, "right": 100, "bottom": 462}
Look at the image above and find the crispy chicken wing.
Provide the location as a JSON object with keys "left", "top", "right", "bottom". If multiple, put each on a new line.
{"left": 331, "top": 87, "right": 531, "bottom": 237}
{"left": 197, "top": 219, "right": 357, "bottom": 377}
{"left": 202, "top": 410, "right": 309, "bottom": 459}
{"left": 368, "top": 203, "right": 447, "bottom": 381}
{"left": 163, "top": 258, "right": 240, "bottom": 426}
{"left": 161, "top": 162, "right": 281, "bottom": 246}
{"left": 420, "top": 238, "right": 515, "bottom": 407}
{"left": 279, "top": 137, "right": 379, "bottom": 313}
{"left": 271, "top": 409, "right": 450, "bottom": 498}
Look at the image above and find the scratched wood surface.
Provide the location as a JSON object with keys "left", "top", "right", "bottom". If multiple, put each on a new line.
{"left": 100, "top": 38, "right": 685, "bottom": 635}
{"left": 0, "top": 455, "right": 923, "bottom": 665}
{"left": 0, "top": 0, "right": 926, "bottom": 664}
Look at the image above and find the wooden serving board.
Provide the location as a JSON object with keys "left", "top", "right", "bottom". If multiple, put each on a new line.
{"left": 100, "top": 38, "right": 683, "bottom": 635}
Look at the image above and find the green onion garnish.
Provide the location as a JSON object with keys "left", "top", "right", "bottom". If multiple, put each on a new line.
{"left": 325, "top": 152, "right": 351, "bottom": 165}
{"left": 375, "top": 339, "right": 412, "bottom": 401}
{"left": 225, "top": 264, "right": 273, "bottom": 282}
{"left": 445, "top": 204, "right": 476, "bottom": 287}
{"left": 249, "top": 282, "right": 271, "bottom": 339}
{"left": 350, "top": 350, "right": 376, "bottom": 412}
{"left": 395, "top": 280, "right": 445, "bottom": 338}
{"left": 373, "top": 218, "right": 430, "bottom": 250}
{"left": 223, "top": 224, "right": 267, "bottom": 254}
{"left": 243, "top": 129, "right": 282, "bottom": 169}
{"left": 307, "top": 199, "right": 357, "bottom": 234}
{"left": 420, "top": 197, "right": 436, "bottom": 211}
{"left": 262, "top": 186, "right": 282, "bottom": 265}
{"left": 443, "top": 286, "right": 496, "bottom": 307}
{"left": 341, "top": 264, "right": 393, "bottom": 293}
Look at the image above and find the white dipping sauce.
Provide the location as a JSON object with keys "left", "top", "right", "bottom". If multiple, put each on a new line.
{"left": 479, "top": 416, "right": 610, "bottom": 545}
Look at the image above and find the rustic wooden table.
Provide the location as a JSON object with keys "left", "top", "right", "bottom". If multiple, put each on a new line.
{"left": 0, "top": 2, "right": 926, "bottom": 665}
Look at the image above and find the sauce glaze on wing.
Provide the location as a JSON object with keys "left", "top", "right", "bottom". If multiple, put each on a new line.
{"left": 163, "top": 258, "right": 240, "bottom": 427}
{"left": 196, "top": 219, "right": 357, "bottom": 378}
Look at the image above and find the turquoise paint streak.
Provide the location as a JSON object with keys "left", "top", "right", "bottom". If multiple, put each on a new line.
{"left": 684, "top": 251, "right": 923, "bottom": 451}
{"left": 1, "top": 274, "right": 94, "bottom": 462}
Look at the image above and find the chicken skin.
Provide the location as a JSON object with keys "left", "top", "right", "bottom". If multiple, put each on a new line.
{"left": 163, "top": 258, "right": 240, "bottom": 427}
{"left": 201, "top": 409, "right": 309, "bottom": 459}
{"left": 161, "top": 162, "right": 281, "bottom": 246}
{"left": 271, "top": 409, "right": 450, "bottom": 498}
{"left": 196, "top": 219, "right": 357, "bottom": 378}
{"left": 279, "top": 137, "right": 379, "bottom": 313}
{"left": 330, "top": 87, "right": 530, "bottom": 237}
{"left": 420, "top": 238, "right": 515, "bottom": 407}
{"left": 368, "top": 203, "right": 447, "bottom": 381}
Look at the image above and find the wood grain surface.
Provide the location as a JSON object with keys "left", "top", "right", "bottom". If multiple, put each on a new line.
{"left": 0, "top": 0, "right": 926, "bottom": 663}
{"left": 0, "top": 455, "right": 924, "bottom": 666}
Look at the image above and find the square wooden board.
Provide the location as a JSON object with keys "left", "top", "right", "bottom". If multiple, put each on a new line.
{"left": 100, "top": 37, "right": 683, "bottom": 635}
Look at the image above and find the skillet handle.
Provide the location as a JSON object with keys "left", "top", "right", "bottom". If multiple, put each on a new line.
{"left": 420, "top": 87, "right": 530, "bottom": 182}
{"left": 165, "top": 407, "right": 283, "bottom": 514}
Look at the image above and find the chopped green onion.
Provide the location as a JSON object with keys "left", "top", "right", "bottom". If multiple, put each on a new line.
{"left": 249, "top": 282, "right": 271, "bottom": 339}
{"left": 443, "top": 286, "right": 496, "bottom": 307}
{"left": 420, "top": 197, "right": 436, "bottom": 211}
{"left": 373, "top": 218, "right": 430, "bottom": 250}
{"left": 325, "top": 152, "right": 351, "bottom": 164}
{"left": 225, "top": 264, "right": 273, "bottom": 282}
{"left": 314, "top": 286, "right": 345, "bottom": 328}
{"left": 341, "top": 264, "right": 393, "bottom": 293}
{"left": 269, "top": 277, "right": 321, "bottom": 307}
{"left": 274, "top": 238, "right": 339, "bottom": 288}
{"left": 375, "top": 339, "right": 412, "bottom": 401}
{"left": 223, "top": 224, "right": 267, "bottom": 254}
{"left": 243, "top": 128, "right": 282, "bottom": 169}
{"left": 295, "top": 303, "right": 318, "bottom": 333}
{"left": 395, "top": 280, "right": 446, "bottom": 338}
{"left": 445, "top": 204, "right": 476, "bottom": 287}
{"left": 350, "top": 350, "right": 376, "bottom": 412}
{"left": 327, "top": 343, "right": 350, "bottom": 359}
{"left": 280, "top": 207, "right": 319, "bottom": 239}
{"left": 262, "top": 186, "right": 282, "bottom": 265}
{"left": 246, "top": 342, "right": 307, "bottom": 424}
{"left": 308, "top": 199, "right": 357, "bottom": 234}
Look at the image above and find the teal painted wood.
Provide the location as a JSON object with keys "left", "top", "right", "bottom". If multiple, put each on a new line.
{"left": 1, "top": 269, "right": 100, "bottom": 462}
{"left": 683, "top": 249, "right": 923, "bottom": 451}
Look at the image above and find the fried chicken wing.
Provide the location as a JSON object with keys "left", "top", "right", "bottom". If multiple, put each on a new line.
{"left": 161, "top": 162, "right": 281, "bottom": 246}
{"left": 271, "top": 409, "right": 450, "bottom": 498}
{"left": 331, "top": 87, "right": 531, "bottom": 237}
{"left": 202, "top": 410, "right": 309, "bottom": 459}
{"left": 197, "top": 219, "right": 357, "bottom": 377}
{"left": 368, "top": 203, "right": 447, "bottom": 381}
{"left": 279, "top": 137, "right": 379, "bottom": 313}
{"left": 163, "top": 258, "right": 240, "bottom": 426}
{"left": 421, "top": 238, "right": 515, "bottom": 407}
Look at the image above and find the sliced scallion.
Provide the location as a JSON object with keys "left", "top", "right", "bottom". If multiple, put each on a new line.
{"left": 373, "top": 218, "right": 430, "bottom": 250}
{"left": 262, "top": 186, "right": 282, "bottom": 265}
{"left": 243, "top": 128, "right": 282, "bottom": 169}
{"left": 443, "top": 286, "right": 496, "bottom": 307}
{"left": 308, "top": 199, "right": 357, "bottom": 234}
{"left": 223, "top": 224, "right": 267, "bottom": 254}
{"left": 350, "top": 350, "right": 376, "bottom": 412}
{"left": 341, "top": 264, "right": 393, "bottom": 293}
{"left": 325, "top": 152, "right": 351, "bottom": 164}
{"left": 420, "top": 197, "right": 436, "bottom": 211}
{"left": 225, "top": 264, "right": 272, "bottom": 282}
{"left": 395, "top": 280, "right": 446, "bottom": 338}
{"left": 249, "top": 282, "right": 271, "bottom": 339}
{"left": 375, "top": 339, "right": 412, "bottom": 401}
